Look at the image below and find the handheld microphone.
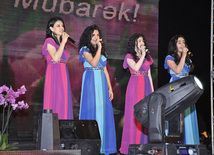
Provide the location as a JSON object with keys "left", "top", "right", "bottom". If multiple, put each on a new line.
{"left": 188, "top": 51, "right": 193, "bottom": 57}
{"left": 68, "top": 37, "right": 76, "bottom": 45}
{"left": 146, "top": 49, "right": 150, "bottom": 54}
{"left": 182, "top": 47, "right": 193, "bottom": 56}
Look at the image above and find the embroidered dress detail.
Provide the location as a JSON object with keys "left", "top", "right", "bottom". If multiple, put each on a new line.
{"left": 171, "top": 73, "right": 189, "bottom": 77}
{"left": 131, "top": 71, "right": 148, "bottom": 76}
{"left": 85, "top": 67, "right": 104, "bottom": 71}
{"left": 50, "top": 59, "right": 67, "bottom": 64}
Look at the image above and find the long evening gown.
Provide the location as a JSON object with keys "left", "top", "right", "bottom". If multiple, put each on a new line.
{"left": 79, "top": 46, "right": 117, "bottom": 155}
{"left": 120, "top": 53, "right": 154, "bottom": 154}
{"left": 164, "top": 55, "right": 199, "bottom": 144}
{"left": 42, "top": 38, "right": 73, "bottom": 119}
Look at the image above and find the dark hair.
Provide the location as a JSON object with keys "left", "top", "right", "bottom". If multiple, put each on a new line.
{"left": 79, "top": 25, "right": 107, "bottom": 57}
{"left": 127, "top": 33, "right": 150, "bottom": 62}
{"left": 46, "top": 16, "right": 65, "bottom": 45}
{"left": 168, "top": 35, "right": 193, "bottom": 70}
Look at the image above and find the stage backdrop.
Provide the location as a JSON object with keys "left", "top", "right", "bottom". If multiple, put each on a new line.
{"left": 0, "top": 0, "right": 158, "bottom": 150}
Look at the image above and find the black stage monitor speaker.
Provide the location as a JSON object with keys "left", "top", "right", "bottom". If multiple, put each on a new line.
{"left": 59, "top": 120, "right": 101, "bottom": 155}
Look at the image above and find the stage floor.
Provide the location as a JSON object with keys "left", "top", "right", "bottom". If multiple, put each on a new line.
{"left": 0, "top": 150, "right": 81, "bottom": 155}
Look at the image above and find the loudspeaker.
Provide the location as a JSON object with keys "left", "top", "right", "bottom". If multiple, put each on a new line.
{"left": 40, "top": 109, "right": 60, "bottom": 150}
{"left": 59, "top": 120, "right": 101, "bottom": 155}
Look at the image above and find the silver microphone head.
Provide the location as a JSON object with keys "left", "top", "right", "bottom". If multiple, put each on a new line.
{"left": 146, "top": 49, "right": 150, "bottom": 53}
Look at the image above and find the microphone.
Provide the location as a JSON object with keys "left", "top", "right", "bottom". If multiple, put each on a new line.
{"left": 68, "top": 37, "right": 76, "bottom": 45}
{"left": 146, "top": 49, "right": 150, "bottom": 54}
{"left": 188, "top": 51, "right": 193, "bottom": 57}
{"left": 182, "top": 47, "right": 193, "bottom": 56}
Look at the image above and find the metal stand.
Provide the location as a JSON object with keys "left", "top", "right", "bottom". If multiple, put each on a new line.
{"left": 40, "top": 109, "right": 60, "bottom": 150}
{"left": 210, "top": 0, "right": 214, "bottom": 154}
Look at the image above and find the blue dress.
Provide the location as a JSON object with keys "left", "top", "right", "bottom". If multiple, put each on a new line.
{"left": 79, "top": 46, "right": 117, "bottom": 155}
{"left": 164, "top": 55, "right": 200, "bottom": 145}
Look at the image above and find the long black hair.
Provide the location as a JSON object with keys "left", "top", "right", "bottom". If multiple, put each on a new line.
{"left": 79, "top": 25, "right": 107, "bottom": 57}
{"left": 46, "top": 16, "right": 65, "bottom": 45}
{"left": 168, "top": 35, "right": 193, "bottom": 70}
{"left": 127, "top": 33, "right": 150, "bottom": 62}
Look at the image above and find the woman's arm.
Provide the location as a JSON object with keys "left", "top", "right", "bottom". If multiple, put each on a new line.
{"left": 127, "top": 52, "right": 146, "bottom": 72}
{"left": 82, "top": 41, "right": 102, "bottom": 67}
{"left": 167, "top": 47, "right": 188, "bottom": 74}
{"left": 47, "top": 33, "right": 69, "bottom": 62}
{"left": 148, "top": 68, "right": 154, "bottom": 92}
{"left": 104, "top": 66, "right": 113, "bottom": 101}
{"left": 166, "top": 53, "right": 186, "bottom": 74}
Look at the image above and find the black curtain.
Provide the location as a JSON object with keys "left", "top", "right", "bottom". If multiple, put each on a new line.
{"left": 158, "top": 0, "right": 211, "bottom": 133}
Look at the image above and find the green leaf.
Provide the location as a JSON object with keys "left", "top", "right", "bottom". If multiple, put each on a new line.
{"left": 2, "top": 133, "right": 8, "bottom": 142}
{"left": 1, "top": 141, "right": 6, "bottom": 150}
{"left": 0, "top": 134, "right": 19, "bottom": 150}
{"left": 0, "top": 133, "right": 8, "bottom": 151}
{"left": 7, "top": 142, "right": 19, "bottom": 150}
{"left": 6, "top": 143, "right": 11, "bottom": 149}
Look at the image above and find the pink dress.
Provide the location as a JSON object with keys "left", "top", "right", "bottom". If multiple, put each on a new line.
{"left": 42, "top": 38, "right": 73, "bottom": 119}
{"left": 120, "top": 53, "right": 153, "bottom": 154}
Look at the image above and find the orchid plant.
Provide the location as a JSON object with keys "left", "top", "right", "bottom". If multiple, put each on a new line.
{"left": 0, "top": 85, "right": 29, "bottom": 150}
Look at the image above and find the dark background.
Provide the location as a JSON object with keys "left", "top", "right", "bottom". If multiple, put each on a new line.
{"left": 158, "top": 0, "right": 211, "bottom": 134}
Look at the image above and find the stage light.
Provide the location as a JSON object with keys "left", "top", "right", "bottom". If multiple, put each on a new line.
{"left": 134, "top": 75, "right": 204, "bottom": 143}
{"left": 194, "top": 76, "right": 203, "bottom": 89}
